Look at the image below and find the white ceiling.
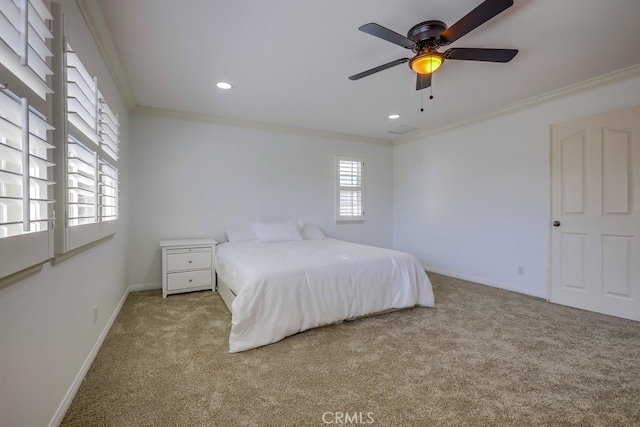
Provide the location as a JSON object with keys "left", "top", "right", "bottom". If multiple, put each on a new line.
{"left": 94, "top": 0, "right": 640, "bottom": 143}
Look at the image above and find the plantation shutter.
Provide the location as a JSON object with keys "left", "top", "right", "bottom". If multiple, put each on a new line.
{"left": 337, "top": 156, "right": 365, "bottom": 221}
{"left": 0, "top": 0, "right": 54, "bottom": 279}
{"left": 98, "top": 92, "right": 118, "bottom": 222}
{"left": 66, "top": 135, "right": 97, "bottom": 226}
{"left": 60, "top": 43, "right": 119, "bottom": 251}
{"left": 66, "top": 45, "right": 98, "bottom": 143}
{"left": 99, "top": 158, "right": 117, "bottom": 221}
{"left": 0, "top": 0, "right": 54, "bottom": 99}
{"left": 98, "top": 92, "right": 118, "bottom": 161}
{"left": 0, "top": 88, "right": 54, "bottom": 237}
{"left": 65, "top": 44, "right": 99, "bottom": 231}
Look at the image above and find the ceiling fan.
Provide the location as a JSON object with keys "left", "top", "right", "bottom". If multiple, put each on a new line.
{"left": 349, "top": 0, "right": 518, "bottom": 90}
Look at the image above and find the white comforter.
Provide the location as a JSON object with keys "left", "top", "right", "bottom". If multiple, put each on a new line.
{"left": 215, "top": 239, "right": 435, "bottom": 353}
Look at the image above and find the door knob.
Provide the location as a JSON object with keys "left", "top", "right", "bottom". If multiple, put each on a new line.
{"left": 553, "top": 221, "right": 561, "bottom": 227}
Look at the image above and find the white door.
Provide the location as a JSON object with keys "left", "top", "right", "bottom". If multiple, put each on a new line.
{"left": 550, "top": 106, "right": 640, "bottom": 321}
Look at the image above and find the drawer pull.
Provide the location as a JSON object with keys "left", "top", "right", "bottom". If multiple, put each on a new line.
{"left": 188, "top": 260, "right": 192, "bottom": 263}
{"left": 189, "top": 279, "right": 193, "bottom": 282}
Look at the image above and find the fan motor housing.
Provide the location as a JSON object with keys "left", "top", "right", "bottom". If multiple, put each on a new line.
{"left": 407, "top": 20, "right": 447, "bottom": 45}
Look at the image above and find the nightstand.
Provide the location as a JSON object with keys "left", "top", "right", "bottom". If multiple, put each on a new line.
{"left": 160, "top": 238, "right": 217, "bottom": 298}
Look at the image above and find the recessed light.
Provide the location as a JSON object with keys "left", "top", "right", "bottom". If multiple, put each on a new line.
{"left": 216, "top": 82, "right": 232, "bottom": 90}
{"left": 388, "top": 114, "right": 400, "bottom": 119}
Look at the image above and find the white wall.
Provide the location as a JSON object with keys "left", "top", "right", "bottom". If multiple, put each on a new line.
{"left": 393, "top": 73, "right": 640, "bottom": 298}
{"left": 129, "top": 113, "right": 394, "bottom": 287}
{"left": 0, "top": 4, "right": 634, "bottom": 424}
{"left": 0, "top": 1, "right": 130, "bottom": 426}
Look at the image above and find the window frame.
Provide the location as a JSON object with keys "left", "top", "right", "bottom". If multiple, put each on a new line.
{"left": 335, "top": 155, "right": 365, "bottom": 223}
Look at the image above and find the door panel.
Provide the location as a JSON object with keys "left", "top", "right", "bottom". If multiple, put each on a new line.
{"left": 550, "top": 106, "right": 640, "bottom": 321}
{"left": 561, "top": 132, "right": 586, "bottom": 214}
{"left": 601, "top": 235, "right": 631, "bottom": 298}
{"left": 602, "top": 128, "right": 631, "bottom": 214}
{"left": 560, "top": 233, "right": 586, "bottom": 290}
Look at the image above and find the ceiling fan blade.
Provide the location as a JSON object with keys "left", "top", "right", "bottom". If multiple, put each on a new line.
{"left": 349, "top": 58, "right": 410, "bottom": 81}
{"left": 416, "top": 73, "right": 432, "bottom": 91}
{"left": 359, "top": 23, "right": 416, "bottom": 49}
{"left": 440, "top": 0, "right": 514, "bottom": 44}
{"left": 444, "top": 48, "right": 518, "bottom": 62}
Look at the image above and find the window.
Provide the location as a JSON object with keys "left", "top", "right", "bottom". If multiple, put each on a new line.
{"left": 98, "top": 93, "right": 119, "bottom": 222}
{"left": 66, "top": 44, "right": 98, "bottom": 230}
{"left": 58, "top": 44, "right": 119, "bottom": 252}
{"left": 0, "top": 0, "right": 55, "bottom": 279}
{"left": 0, "top": 0, "right": 53, "bottom": 99}
{"left": 0, "top": 87, "right": 54, "bottom": 238}
{"left": 0, "top": 1, "right": 122, "bottom": 281}
{"left": 336, "top": 155, "right": 364, "bottom": 222}
{"left": 99, "top": 158, "right": 118, "bottom": 221}
{"left": 66, "top": 135, "right": 97, "bottom": 226}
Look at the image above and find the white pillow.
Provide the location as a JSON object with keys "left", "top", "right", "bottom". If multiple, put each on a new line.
{"left": 301, "top": 223, "right": 326, "bottom": 240}
{"left": 225, "top": 223, "right": 255, "bottom": 243}
{"left": 253, "top": 221, "right": 303, "bottom": 243}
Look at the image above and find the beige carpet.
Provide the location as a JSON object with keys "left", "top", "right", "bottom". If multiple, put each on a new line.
{"left": 62, "top": 273, "right": 640, "bottom": 426}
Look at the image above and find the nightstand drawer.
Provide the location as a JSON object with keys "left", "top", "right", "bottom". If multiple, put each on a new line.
{"left": 166, "top": 247, "right": 212, "bottom": 255}
{"left": 166, "top": 252, "right": 212, "bottom": 272}
{"left": 167, "top": 270, "right": 212, "bottom": 291}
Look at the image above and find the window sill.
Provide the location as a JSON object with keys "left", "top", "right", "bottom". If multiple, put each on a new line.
{"left": 0, "top": 263, "right": 46, "bottom": 290}
{"left": 0, "top": 232, "right": 116, "bottom": 289}
{"left": 53, "top": 232, "right": 116, "bottom": 265}
{"left": 336, "top": 219, "right": 365, "bottom": 224}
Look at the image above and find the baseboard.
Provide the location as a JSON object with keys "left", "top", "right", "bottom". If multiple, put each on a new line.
{"left": 128, "top": 282, "right": 161, "bottom": 292}
{"left": 49, "top": 286, "right": 130, "bottom": 427}
{"left": 424, "top": 265, "right": 548, "bottom": 299}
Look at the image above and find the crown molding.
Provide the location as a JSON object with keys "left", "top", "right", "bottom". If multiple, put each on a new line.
{"left": 132, "top": 106, "right": 392, "bottom": 145}
{"left": 71, "top": 1, "right": 640, "bottom": 145}
{"left": 393, "top": 63, "right": 640, "bottom": 145}
{"left": 76, "top": 0, "right": 136, "bottom": 111}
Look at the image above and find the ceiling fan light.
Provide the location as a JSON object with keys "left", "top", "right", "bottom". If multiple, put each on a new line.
{"left": 410, "top": 53, "right": 443, "bottom": 74}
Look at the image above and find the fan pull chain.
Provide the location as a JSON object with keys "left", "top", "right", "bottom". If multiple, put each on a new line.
{"left": 430, "top": 80, "right": 434, "bottom": 100}
{"left": 420, "top": 76, "right": 435, "bottom": 112}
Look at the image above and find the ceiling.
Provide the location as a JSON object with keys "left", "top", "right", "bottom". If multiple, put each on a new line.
{"left": 91, "top": 0, "right": 640, "bottom": 143}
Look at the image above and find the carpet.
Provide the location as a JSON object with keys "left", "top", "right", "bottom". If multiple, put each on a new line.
{"left": 61, "top": 273, "right": 640, "bottom": 426}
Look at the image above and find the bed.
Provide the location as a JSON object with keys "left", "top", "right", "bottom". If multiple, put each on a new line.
{"left": 215, "top": 221, "right": 435, "bottom": 353}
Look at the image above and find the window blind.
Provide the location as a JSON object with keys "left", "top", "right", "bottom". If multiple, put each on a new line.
{"left": 98, "top": 90, "right": 118, "bottom": 223}
{"left": 0, "top": 0, "right": 54, "bottom": 279}
{"left": 66, "top": 135, "right": 96, "bottom": 226}
{"left": 0, "top": 87, "right": 54, "bottom": 237}
{"left": 99, "top": 159, "right": 117, "bottom": 221}
{"left": 98, "top": 92, "right": 118, "bottom": 222}
{"left": 336, "top": 156, "right": 365, "bottom": 221}
{"left": 66, "top": 44, "right": 98, "bottom": 143}
{"left": 98, "top": 91, "right": 118, "bottom": 161}
{"left": 0, "top": 0, "right": 53, "bottom": 99}
{"left": 64, "top": 44, "right": 119, "bottom": 230}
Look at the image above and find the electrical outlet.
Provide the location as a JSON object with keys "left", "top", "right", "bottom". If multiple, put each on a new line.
{"left": 518, "top": 266, "right": 525, "bottom": 276}
{"left": 93, "top": 306, "right": 98, "bottom": 324}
